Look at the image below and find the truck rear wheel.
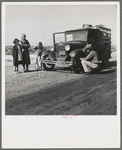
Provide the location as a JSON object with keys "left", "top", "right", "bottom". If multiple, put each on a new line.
{"left": 102, "top": 51, "right": 109, "bottom": 66}
{"left": 71, "top": 57, "right": 83, "bottom": 73}
{"left": 42, "top": 56, "right": 55, "bottom": 71}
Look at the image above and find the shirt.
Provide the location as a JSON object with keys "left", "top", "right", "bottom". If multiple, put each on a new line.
{"left": 34, "top": 46, "right": 46, "bottom": 56}
{"left": 84, "top": 50, "right": 99, "bottom": 63}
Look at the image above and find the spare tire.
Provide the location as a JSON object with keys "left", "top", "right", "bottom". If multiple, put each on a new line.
{"left": 42, "top": 56, "right": 55, "bottom": 71}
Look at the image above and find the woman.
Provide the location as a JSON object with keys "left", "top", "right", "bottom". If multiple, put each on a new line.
{"left": 20, "top": 33, "right": 31, "bottom": 72}
{"left": 12, "top": 38, "right": 24, "bottom": 72}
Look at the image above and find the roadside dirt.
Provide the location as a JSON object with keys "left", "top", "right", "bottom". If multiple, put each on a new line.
{"left": 5, "top": 53, "right": 117, "bottom": 115}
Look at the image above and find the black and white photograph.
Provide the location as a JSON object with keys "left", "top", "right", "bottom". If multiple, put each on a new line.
{"left": 2, "top": 1, "right": 120, "bottom": 148}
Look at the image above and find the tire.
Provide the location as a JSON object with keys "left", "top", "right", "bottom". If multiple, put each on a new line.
{"left": 102, "top": 51, "right": 109, "bottom": 66}
{"left": 71, "top": 57, "right": 83, "bottom": 73}
{"left": 42, "top": 56, "right": 55, "bottom": 71}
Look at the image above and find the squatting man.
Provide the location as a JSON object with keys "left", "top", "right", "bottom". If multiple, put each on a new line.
{"left": 80, "top": 44, "right": 99, "bottom": 75}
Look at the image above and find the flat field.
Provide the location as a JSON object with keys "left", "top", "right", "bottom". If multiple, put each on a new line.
{"left": 5, "top": 48, "right": 117, "bottom": 115}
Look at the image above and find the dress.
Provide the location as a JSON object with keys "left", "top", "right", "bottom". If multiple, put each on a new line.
{"left": 12, "top": 44, "right": 23, "bottom": 66}
{"left": 21, "top": 39, "right": 31, "bottom": 65}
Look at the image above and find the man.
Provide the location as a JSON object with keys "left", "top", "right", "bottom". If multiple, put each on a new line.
{"left": 80, "top": 44, "right": 99, "bottom": 75}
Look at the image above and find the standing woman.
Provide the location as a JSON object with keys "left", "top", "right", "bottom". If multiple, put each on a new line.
{"left": 12, "top": 38, "right": 24, "bottom": 72}
{"left": 21, "top": 33, "right": 31, "bottom": 72}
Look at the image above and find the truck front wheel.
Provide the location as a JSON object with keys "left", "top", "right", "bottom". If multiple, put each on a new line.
{"left": 71, "top": 57, "right": 83, "bottom": 73}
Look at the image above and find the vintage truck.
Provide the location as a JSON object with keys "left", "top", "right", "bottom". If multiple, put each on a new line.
{"left": 42, "top": 24, "right": 111, "bottom": 73}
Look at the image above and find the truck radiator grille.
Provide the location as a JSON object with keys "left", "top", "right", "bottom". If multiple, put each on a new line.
{"left": 55, "top": 45, "right": 66, "bottom": 58}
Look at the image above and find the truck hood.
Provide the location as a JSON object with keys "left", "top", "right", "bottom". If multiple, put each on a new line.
{"left": 57, "top": 41, "right": 86, "bottom": 49}
{"left": 62, "top": 41, "right": 86, "bottom": 50}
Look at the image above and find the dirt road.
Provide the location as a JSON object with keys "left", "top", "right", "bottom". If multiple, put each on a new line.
{"left": 5, "top": 52, "right": 117, "bottom": 115}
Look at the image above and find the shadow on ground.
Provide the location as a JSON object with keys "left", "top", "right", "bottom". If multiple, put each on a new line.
{"left": 54, "top": 60, "right": 117, "bottom": 74}
{"left": 97, "top": 68, "right": 116, "bottom": 74}
{"left": 96, "top": 61, "right": 116, "bottom": 74}
{"left": 24, "top": 60, "right": 117, "bottom": 74}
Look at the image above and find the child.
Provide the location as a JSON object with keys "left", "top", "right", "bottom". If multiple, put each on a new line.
{"left": 12, "top": 38, "right": 24, "bottom": 72}
{"left": 34, "top": 42, "right": 46, "bottom": 71}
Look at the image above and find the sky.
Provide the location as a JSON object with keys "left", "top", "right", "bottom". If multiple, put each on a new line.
{"left": 4, "top": 2, "right": 118, "bottom": 46}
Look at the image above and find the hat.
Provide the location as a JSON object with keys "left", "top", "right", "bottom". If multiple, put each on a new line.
{"left": 85, "top": 44, "right": 92, "bottom": 49}
{"left": 83, "top": 44, "right": 92, "bottom": 52}
{"left": 13, "top": 38, "right": 19, "bottom": 44}
{"left": 38, "top": 42, "right": 42, "bottom": 45}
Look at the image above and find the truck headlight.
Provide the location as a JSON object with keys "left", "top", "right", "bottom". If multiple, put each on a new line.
{"left": 50, "top": 47, "right": 54, "bottom": 51}
{"left": 65, "top": 45, "right": 70, "bottom": 51}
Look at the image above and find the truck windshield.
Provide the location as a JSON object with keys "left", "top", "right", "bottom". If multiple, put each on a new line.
{"left": 54, "top": 33, "right": 65, "bottom": 43}
{"left": 65, "top": 30, "right": 87, "bottom": 42}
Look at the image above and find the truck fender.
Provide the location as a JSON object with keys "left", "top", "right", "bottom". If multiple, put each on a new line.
{"left": 69, "top": 49, "right": 85, "bottom": 58}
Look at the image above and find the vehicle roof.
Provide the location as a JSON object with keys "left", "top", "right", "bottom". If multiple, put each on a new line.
{"left": 65, "top": 26, "right": 111, "bottom": 32}
{"left": 65, "top": 27, "right": 96, "bottom": 32}
{"left": 53, "top": 28, "right": 96, "bottom": 34}
{"left": 65, "top": 27, "right": 111, "bottom": 32}
{"left": 54, "top": 25, "right": 111, "bottom": 34}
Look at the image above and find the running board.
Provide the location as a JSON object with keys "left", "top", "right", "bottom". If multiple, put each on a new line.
{"left": 41, "top": 60, "right": 72, "bottom": 66}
